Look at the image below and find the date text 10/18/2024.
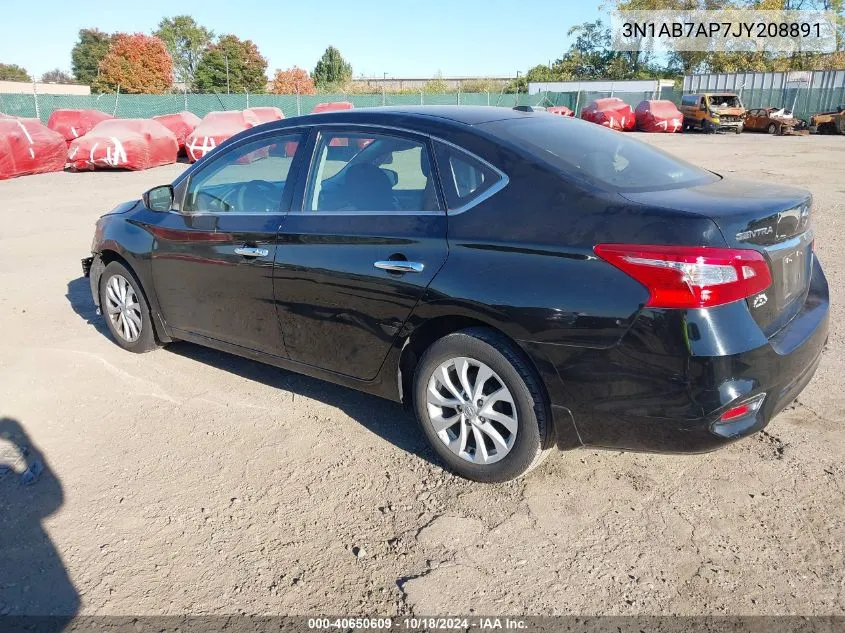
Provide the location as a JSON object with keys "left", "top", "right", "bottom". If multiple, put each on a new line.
{"left": 307, "top": 617, "right": 528, "bottom": 630}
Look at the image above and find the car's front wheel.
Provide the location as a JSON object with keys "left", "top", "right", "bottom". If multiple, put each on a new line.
{"left": 413, "top": 328, "right": 554, "bottom": 482}
{"left": 99, "top": 261, "right": 158, "bottom": 353}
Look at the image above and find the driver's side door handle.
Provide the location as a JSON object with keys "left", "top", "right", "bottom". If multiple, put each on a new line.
{"left": 234, "top": 247, "right": 269, "bottom": 258}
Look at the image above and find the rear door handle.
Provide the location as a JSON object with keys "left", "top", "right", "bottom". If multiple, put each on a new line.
{"left": 234, "top": 247, "right": 269, "bottom": 258}
{"left": 374, "top": 260, "right": 424, "bottom": 273}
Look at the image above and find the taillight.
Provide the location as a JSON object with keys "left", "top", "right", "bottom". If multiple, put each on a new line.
{"left": 594, "top": 244, "right": 772, "bottom": 309}
{"left": 719, "top": 394, "right": 766, "bottom": 422}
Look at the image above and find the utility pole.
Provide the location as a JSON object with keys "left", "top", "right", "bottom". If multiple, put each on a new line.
{"left": 225, "top": 53, "right": 230, "bottom": 94}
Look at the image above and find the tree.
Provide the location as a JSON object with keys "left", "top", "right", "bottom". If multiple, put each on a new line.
{"left": 94, "top": 33, "right": 173, "bottom": 94}
{"left": 270, "top": 67, "right": 316, "bottom": 94}
{"left": 503, "top": 76, "right": 527, "bottom": 94}
{"left": 555, "top": 20, "right": 618, "bottom": 80}
{"left": 154, "top": 15, "right": 214, "bottom": 89}
{"left": 526, "top": 64, "right": 559, "bottom": 82}
{"left": 41, "top": 69, "right": 74, "bottom": 84}
{"left": 71, "top": 29, "right": 112, "bottom": 85}
{"left": 312, "top": 46, "right": 352, "bottom": 88}
{"left": 193, "top": 35, "right": 268, "bottom": 93}
{"left": 0, "top": 63, "right": 31, "bottom": 81}
{"left": 422, "top": 72, "right": 449, "bottom": 93}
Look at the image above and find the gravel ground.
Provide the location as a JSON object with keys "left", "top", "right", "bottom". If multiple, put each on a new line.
{"left": 0, "top": 132, "right": 843, "bottom": 617}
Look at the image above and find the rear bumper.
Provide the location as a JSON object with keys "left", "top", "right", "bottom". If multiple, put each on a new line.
{"left": 530, "top": 257, "right": 829, "bottom": 453}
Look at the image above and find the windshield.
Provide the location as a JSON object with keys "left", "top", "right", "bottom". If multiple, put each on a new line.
{"left": 484, "top": 116, "right": 719, "bottom": 192}
{"left": 708, "top": 95, "right": 742, "bottom": 109}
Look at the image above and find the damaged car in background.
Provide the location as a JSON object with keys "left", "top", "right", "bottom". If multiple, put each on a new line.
{"left": 744, "top": 108, "right": 809, "bottom": 136}
{"left": 810, "top": 105, "right": 845, "bottom": 135}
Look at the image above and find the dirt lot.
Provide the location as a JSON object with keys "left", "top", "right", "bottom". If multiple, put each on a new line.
{"left": 1, "top": 132, "right": 843, "bottom": 617}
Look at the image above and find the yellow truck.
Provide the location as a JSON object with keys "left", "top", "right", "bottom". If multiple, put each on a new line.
{"left": 680, "top": 93, "right": 745, "bottom": 134}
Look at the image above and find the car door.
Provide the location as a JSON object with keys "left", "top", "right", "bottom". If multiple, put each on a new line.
{"left": 273, "top": 126, "right": 448, "bottom": 380}
{"left": 148, "top": 129, "right": 306, "bottom": 355}
{"left": 745, "top": 109, "right": 761, "bottom": 131}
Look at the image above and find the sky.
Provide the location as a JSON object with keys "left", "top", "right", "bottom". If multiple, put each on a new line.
{"left": 0, "top": 0, "right": 600, "bottom": 80}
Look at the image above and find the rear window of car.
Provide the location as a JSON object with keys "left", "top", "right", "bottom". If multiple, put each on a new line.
{"left": 483, "top": 116, "right": 719, "bottom": 192}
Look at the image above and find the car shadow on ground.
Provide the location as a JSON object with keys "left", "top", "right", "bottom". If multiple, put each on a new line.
{"left": 0, "top": 417, "right": 79, "bottom": 626}
{"left": 167, "top": 341, "right": 436, "bottom": 465}
{"left": 65, "top": 276, "right": 437, "bottom": 467}
{"left": 66, "top": 276, "right": 110, "bottom": 338}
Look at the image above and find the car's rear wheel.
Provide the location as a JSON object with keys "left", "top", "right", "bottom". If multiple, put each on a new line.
{"left": 413, "top": 328, "right": 553, "bottom": 482}
{"left": 99, "top": 261, "right": 158, "bottom": 353}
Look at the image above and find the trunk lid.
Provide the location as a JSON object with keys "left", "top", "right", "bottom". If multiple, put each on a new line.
{"left": 622, "top": 178, "right": 813, "bottom": 336}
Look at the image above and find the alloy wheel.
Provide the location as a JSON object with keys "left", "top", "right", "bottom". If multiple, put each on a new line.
{"left": 104, "top": 274, "right": 142, "bottom": 343}
{"left": 425, "top": 356, "right": 518, "bottom": 464}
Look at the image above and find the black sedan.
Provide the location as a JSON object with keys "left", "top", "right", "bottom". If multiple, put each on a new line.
{"left": 83, "top": 106, "right": 828, "bottom": 482}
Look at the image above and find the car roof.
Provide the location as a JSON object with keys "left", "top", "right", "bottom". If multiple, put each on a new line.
{"left": 283, "top": 105, "right": 535, "bottom": 127}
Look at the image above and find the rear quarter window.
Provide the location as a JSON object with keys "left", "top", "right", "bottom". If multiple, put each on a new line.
{"left": 433, "top": 141, "right": 505, "bottom": 210}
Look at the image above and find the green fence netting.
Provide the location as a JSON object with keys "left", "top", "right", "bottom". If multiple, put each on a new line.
{"left": 1, "top": 86, "right": 841, "bottom": 124}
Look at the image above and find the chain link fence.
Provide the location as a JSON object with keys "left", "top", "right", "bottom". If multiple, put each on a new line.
{"left": 0, "top": 91, "right": 545, "bottom": 122}
{"left": 1, "top": 85, "right": 841, "bottom": 123}
{"left": 0, "top": 89, "right": 659, "bottom": 122}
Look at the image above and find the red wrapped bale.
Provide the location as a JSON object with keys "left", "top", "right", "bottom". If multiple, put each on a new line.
{"left": 67, "top": 118, "right": 179, "bottom": 171}
{"left": 635, "top": 100, "right": 683, "bottom": 133}
{"left": 0, "top": 118, "right": 67, "bottom": 180}
{"left": 185, "top": 110, "right": 260, "bottom": 162}
{"left": 312, "top": 102, "right": 355, "bottom": 147}
{"left": 580, "top": 98, "right": 635, "bottom": 131}
{"left": 312, "top": 101, "right": 354, "bottom": 114}
{"left": 47, "top": 109, "right": 114, "bottom": 145}
{"left": 152, "top": 111, "right": 201, "bottom": 151}
{"left": 547, "top": 106, "right": 574, "bottom": 117}
{"left": 245, "top": 107, "right": 284, "bottom": 123}
{"left": 309, "top": 102, "right": 372, "bottom": 150}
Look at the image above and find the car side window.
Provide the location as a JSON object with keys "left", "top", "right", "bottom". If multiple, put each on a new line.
{"left": 182, "top": 133, "right": 302, "bottom": 214}
{"left": 433, "top": 141, "right": 503, "bottom": 210}
{"left": 305, "top": 131, "right": 440, "bottom": 213}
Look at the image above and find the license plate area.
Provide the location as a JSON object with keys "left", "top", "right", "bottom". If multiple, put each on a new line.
{"left": 780, "top": 247, "right": 807, "bottom": 306}
{"left": 768, "top": 232, "right": 812, "bottom": 312}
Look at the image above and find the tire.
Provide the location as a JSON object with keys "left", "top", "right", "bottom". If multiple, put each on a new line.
{"left": 735, "top": 124, "right": 743, "bottom": 134}
{"left": 413, "top": 327, "right": 554, "bottom": 483}
{"left": 98, "top": 261, "right": 159, "bottom": 353}
{"left": 767, "top": 123, "right": 777, "bottom": 135}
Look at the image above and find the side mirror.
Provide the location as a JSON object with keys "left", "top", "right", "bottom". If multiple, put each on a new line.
{"left": 142, "top": 185, "right": 174, "bottom": 212}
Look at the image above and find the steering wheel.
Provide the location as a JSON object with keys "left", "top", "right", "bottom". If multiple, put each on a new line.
{"left": 233, "top": 180, "right": 280, "bottom": 213}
